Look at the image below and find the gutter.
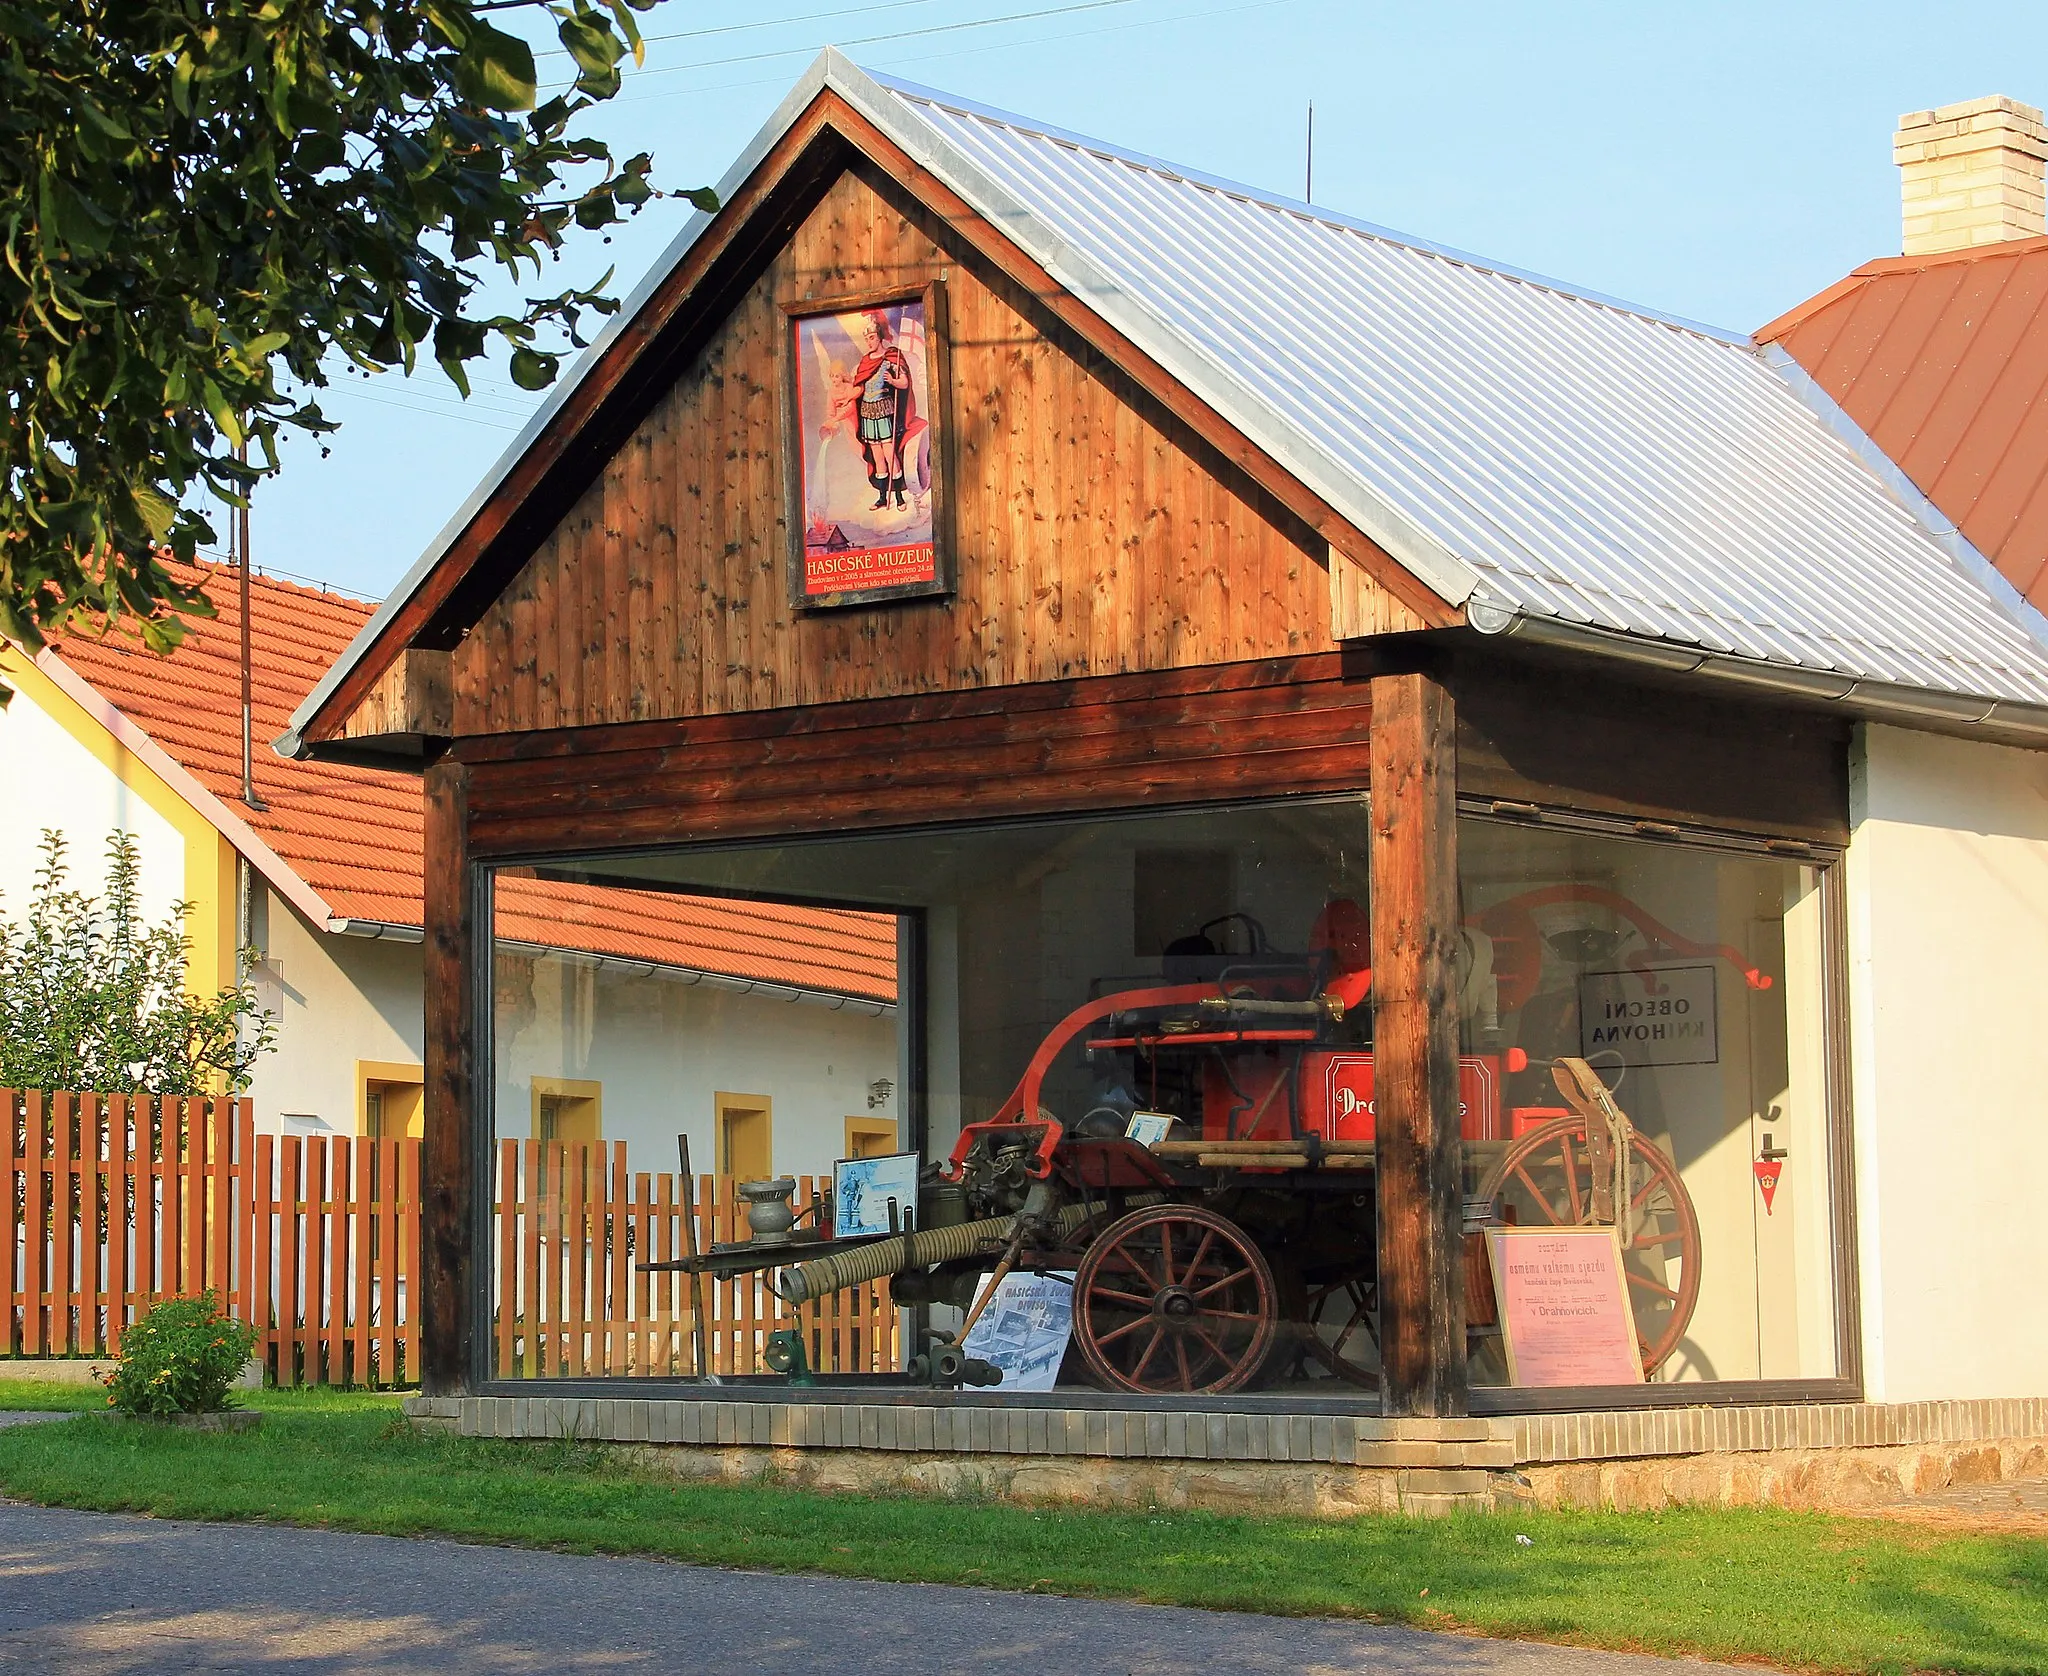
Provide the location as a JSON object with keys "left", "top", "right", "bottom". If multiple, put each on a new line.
{"left": 1465, "top": 602, "right": 2048, "bottom": 741}
{"left": 331, "top": 918, "right": 894, "bottom": 1016}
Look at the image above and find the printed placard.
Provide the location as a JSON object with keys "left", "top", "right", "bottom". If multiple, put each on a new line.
{"left": 961, "top": 1270, "right": 1076, "bottom": 1391}
{"left": 832, "top": 1150, "right": 921, "bottom": 1238}
{"left": 785, "top": 285, "right": 951, "bottom": 608}
{"left": 1487, "top": 1226, "right": 1644, "bottom": 1387}
{"left": 1577, "top": 964, "right": 1719, "bottom": 1067}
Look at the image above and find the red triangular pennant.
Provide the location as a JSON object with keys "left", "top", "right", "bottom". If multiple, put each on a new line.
{"left": 1753, "top": 1157, "right": 1784, "bottom": 1214}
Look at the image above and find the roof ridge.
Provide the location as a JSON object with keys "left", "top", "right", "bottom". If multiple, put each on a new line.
{"left": 870, "top": 70, "right": 1751, "bottom": 349}
{"left": 1756, "top": 238, "right": 2048, "bottom": 343}
{"left": 173, "top": 555, "right": 377, "bottom": 613}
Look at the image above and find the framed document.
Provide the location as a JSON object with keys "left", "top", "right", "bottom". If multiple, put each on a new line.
{"left": 832, "top": 1151, "right": 921, "bottom": 1238}
{"left": 783, "top": 282, "right": 952, "bottom": 610}
{"left": 1487, "top": 1226, "right": 1645, "bottom": 1386}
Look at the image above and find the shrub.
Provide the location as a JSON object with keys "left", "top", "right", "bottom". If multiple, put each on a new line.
{"left": 0, "top": 828, "right": 275, "bottom": 1095}
{"left": 101, "top": 1293, "right": 257, "bottom": 1416}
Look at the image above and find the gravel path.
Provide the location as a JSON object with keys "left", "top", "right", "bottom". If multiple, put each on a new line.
{"left": 0, "top": 1500, "right": 1767, "bottom": 1675}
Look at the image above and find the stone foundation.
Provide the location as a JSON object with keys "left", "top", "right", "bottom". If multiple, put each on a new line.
{"left": 404, "top": 1392, "right": 2048, "bottom": 1518}
{"left": 618, "top": 1443, "right": 1485, "bottom": 1517}
{"left": 1520, "top": 1438, "right": 2048, "bottom": 1512}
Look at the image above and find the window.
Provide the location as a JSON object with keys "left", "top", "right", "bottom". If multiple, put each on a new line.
{"left": 844, "top": 1116, "right": 900, "bottom": 1159}
{"left": 532, "top": 1077, "right": 602, "bottom": 1147}
{"left": 716, "top": 1093, "right": 773, "bottom": 1180}
{"left": 490, "top": 797, "right": 1373, "bottom": 1389}
{"left": 358, "top": 1061, "right": 424, "bottom": 1141}
{"left": 1458, "top": 814, "right": 1841, "bottom": 1393}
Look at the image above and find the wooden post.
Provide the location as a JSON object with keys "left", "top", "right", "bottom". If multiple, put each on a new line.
{"left": 1369, "top": 667, "right": 1468, "bottom": 1418}
{"left": 421, "top": 751, "right": 479, "bottom": 1395}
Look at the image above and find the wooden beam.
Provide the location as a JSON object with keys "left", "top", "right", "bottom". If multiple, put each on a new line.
{"left": 1369, "top": 667, "right": 1467, "bottom": 1417}
{"left": 458, "top": 656, "right": 1375, "bottom": 859}
{"left": 420, "top": 752, "right": 478, "bottom": 1396}
{"left": 338, "top": 649, "right": 453, "bottom": 744}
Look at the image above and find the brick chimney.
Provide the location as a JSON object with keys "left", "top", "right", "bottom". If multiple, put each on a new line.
{"left": 1894, "top": 95, "right": 2047, "bottom": 254}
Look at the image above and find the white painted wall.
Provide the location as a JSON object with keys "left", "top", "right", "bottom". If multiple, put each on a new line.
{"left": 1847, "top": 723, "right": 2048, "bottom": 1402}
{"left": 246, "top": 885, "right": 423, "bottom": 1136}
{"left": 0, "top": 689, "right": 186, "bottom": 931}
{"left": 493, "top": 949, "right": 900, "bottom": 1184}
{"left": 246, "top": 887, "right": 899, "bottom": 1175}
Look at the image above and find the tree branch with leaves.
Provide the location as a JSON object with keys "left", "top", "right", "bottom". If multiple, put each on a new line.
{"left": 0, "top": 830, "right": 276, "bottom": 1094}
{"left": 0, "top": 0, "right": 709, "bottom": 683}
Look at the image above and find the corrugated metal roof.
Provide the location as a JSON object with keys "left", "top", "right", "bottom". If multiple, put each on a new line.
{"left": 1758, "top": 237, "right": 2048, "bottom": 616}
{"left": 286, "top": 52, "right": 2048, "bottom": 745}
{"left": 867, "top": 66, "right": 2048, "bottom": 705}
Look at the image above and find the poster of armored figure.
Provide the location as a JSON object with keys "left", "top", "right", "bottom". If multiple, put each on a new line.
{"left": 784, "top": 286, "right": 950, "bottom": 607}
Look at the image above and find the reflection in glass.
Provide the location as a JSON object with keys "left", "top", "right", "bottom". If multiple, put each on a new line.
{"left": 1458, "top": 819, "right": 1838, "bottom": 1388}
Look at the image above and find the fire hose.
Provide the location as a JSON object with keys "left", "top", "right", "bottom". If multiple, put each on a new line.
{"left": 774, "top": 1193, "right": 1163, "bottom": 1304}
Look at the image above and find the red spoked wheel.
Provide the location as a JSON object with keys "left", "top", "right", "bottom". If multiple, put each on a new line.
{"left": 1475, "top": 1118, "right": 1702, "bottom": 1377}
{"left": 1072, "top": 1204, "right": 1278, "bottom": 1394}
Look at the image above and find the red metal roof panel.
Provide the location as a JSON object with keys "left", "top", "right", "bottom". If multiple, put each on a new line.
{"left": 1759, "top": 238, "right": 2048, "bottom": 616}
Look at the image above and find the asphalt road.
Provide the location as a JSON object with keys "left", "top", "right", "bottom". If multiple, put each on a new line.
{"left": 0, "top": 1500, "right": 1763, "bottom": 1675}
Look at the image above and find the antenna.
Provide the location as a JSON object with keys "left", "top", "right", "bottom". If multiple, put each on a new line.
{"left": 1305, "top": 100, "right": 1314, "bottom": 203}
{"left": 237, "top": 444, "right": 267, "bottom": 813}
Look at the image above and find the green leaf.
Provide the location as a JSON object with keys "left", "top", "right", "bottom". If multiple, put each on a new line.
{"left": 684, "top": 186, "right": 721, "bottom": 214}
{"left": 455, "top": 21, "right": 537, "bottom": 113}
{"left": 420, "top": 1, "right": 471, "bottom": 50}
{"left": 601, "top": 0, "right": 647, "bottom": 67}
{"left": 507, "top": 347, "right": 560, "bottom": 390}
{"left": 197, "top": 377, "right": 245, "bottom": 447}
{"left": 130, "top": 485, "right": 176, "bottom": 544}
{"left": 558, "top": 13, "right": 625, "bottom": 79}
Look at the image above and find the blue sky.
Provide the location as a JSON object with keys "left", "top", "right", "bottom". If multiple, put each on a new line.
{"left": 246, "top": 0, "right": 2048, "bottom": 602}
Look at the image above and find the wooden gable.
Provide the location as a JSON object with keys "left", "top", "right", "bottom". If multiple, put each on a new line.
{"left": 437, "top": 164, "right": 1424, "bottom": 737}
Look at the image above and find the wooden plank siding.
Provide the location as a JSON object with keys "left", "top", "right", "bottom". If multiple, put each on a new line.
{"left": 456, "top": 653, "right": 1375, "bottom": 859}
{"left": 441, "top": 165, "right": 1416, "bottom": 740}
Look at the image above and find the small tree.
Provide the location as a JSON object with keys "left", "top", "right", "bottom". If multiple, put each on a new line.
{"left": 0, "top": 829, "right": 275, "bottom": 1093}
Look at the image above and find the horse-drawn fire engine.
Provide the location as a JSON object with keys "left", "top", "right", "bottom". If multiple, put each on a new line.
{"left": 764, "top": 892, "right": 1730, "bottom": 1395}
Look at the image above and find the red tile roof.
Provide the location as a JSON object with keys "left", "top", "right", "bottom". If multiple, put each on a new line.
{"left": 1758, "top": 237, "right": 2048, "bottom": 613}
{"left": 47, "top": 563, "right": 896, "bottom": 1003}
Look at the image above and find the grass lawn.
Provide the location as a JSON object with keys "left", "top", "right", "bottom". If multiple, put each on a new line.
{"left": 0, "top": 1382, "right": 2039, "bottom": 1674}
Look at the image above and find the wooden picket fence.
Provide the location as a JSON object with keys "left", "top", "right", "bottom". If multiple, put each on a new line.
{"left": 492, "top": 1141, "right": 898, "bottom": 1380}
{"left": 4, "top": 1090, "right": 898, "bottom": 1385}
{"left": 5, "top": 1091, "right": 257, "bottom": 1365}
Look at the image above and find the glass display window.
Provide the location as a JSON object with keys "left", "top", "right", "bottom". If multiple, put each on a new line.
{"left": 1457, "top": 816, "right": 1842, "bottom": 1392}
{"left": 475, "top": 793, "right": 1846, "bottom": 1404}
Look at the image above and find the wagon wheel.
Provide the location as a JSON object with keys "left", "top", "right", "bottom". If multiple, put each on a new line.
{"left": 1295, "top": 1271, "right": 1381, "bottom": 1389}
{"left": 1475, "top": 1118, "right": 1702, "bottom": 1377}
{"left": 1072, "top": 1204, "right": 1278, "bottom": 1395}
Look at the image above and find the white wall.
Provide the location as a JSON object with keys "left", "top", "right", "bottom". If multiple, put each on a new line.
{"left": 247, "top": 890, "right": 897, "bottom": 1174}
{"left": 1847, "top": 723, "right": 2048, "bottom": 1402}
{"left": 246, "top": 885, "right": 424, "bottom": 1135}
{"left": 0, "top": 689, "right": 186, "bottom": 931}
{"left": 494, "top": 949, "right": 900, "bottom": 1184}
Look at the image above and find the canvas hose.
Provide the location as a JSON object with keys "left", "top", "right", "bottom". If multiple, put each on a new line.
{"left": 774, "top": 1193, "right": 1162, "bottom": 1303}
